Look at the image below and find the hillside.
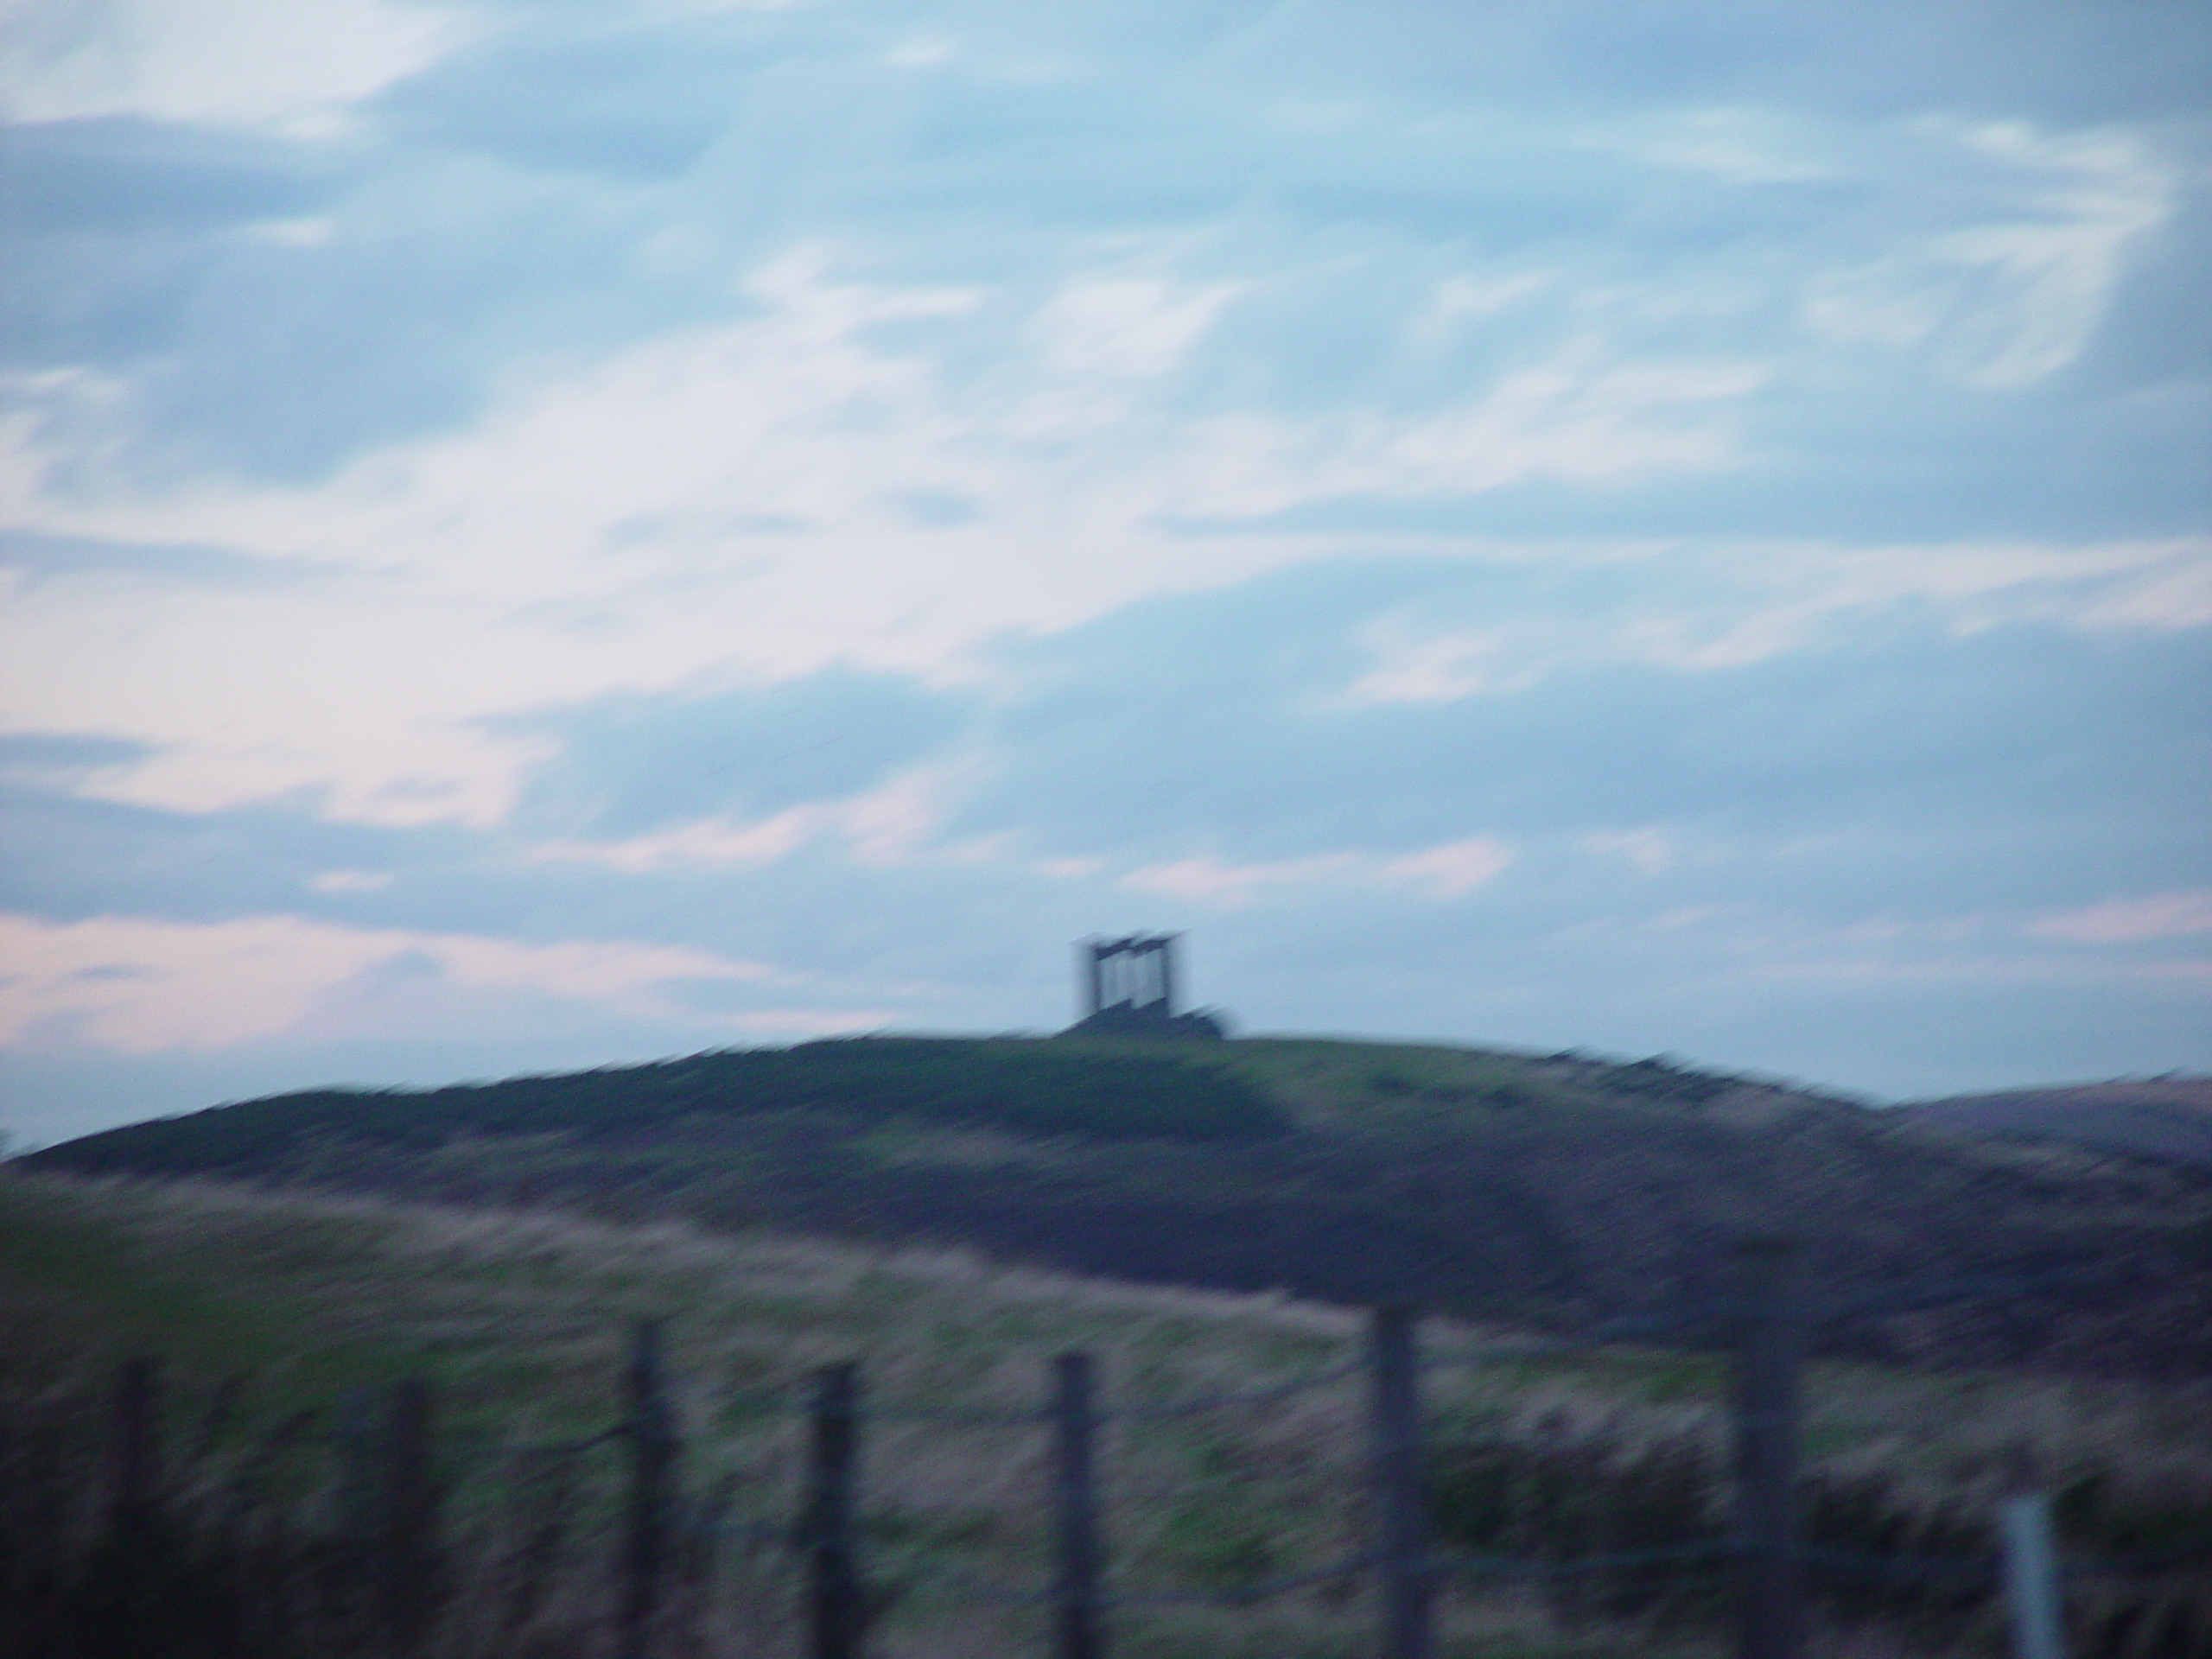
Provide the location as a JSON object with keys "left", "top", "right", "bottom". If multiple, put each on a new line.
{"left": 3, "top": 1170, "right": 2209, "bottom": 1659}
{"left": 26, "top": 1034, "right": 2212, "bottom": 1382}
{"left": 1895, "top": 1078, "right": 2212, "bottom": 1172}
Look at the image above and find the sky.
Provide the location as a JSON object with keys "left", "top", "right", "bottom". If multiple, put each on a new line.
{"left": 2, "top": 0, "right": 2209, "bottom": 1146}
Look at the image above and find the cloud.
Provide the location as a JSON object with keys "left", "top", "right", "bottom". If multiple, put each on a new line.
{"left": 1119, "top": 838, "right": 1511, "bottom": 907}
{"left": 373, "top": 16, "right": 769, "bottom": 179}
{"left": 1802, "top": 123, "right": 2174, "bottom": 389}
{"left": 501, "top": 671, "right": 976, "bottom": 839}
{"left": 1342, "top": 537, "right": 2212, "bottom": 702}
{"left": 1581, "top": 827, "right": 1678, "bottom": 875}
{"left": 2028, "top": 892, "right": 2212, "bottom": 945}
{"left": 957, "top": 558, "right": 2211, "bottom": 888}
{"left": 524, "top": 761, "right": 969, "bottom": 872}
{"left": 0, "top": 531, "right": 328, "bottom": 590}
{"left": 0, "top": 731, "right": 152, "bottom": 784}
{"left": 0, "top": 118, "right": 338, "bottom": 238}
{"left": 2, "top": 0, "right": 2207, "bottom": 1130}
{"left": 3, "top": 0, "right": 469, "bottom": 136}
{"left": 1122, "top": 853, "right": 1363, "bottom": 906}
{"left": 1030, "top": 276, "right": 1246, "bottom": 378}
{"left": 1379, "top": 839, "right": 1516, "bottom": 898}
{"left": 0, "top": 247, "right": 1775, "bottom": 827}
{"left": 0, "top": 910, "right": 893, "bottom": 1055}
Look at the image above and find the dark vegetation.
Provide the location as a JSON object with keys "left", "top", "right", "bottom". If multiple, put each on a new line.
{"left": 1895, "top": 1077, "right": 2212, "bottom": 1173}
{"left": 1426, "top": 1422, "right": 2212, "bottom": 1659}
{"left": 7, "top": 1319, "right": 2209, "bottom": 1659}
{"left": 4, "top": 1166, "right": 2209, "bottom": 1659}
{"left": 0, "top": 1368, "right": 684, "bottom": 1659}
{"left": 28, "top": 1035, "right": 2212, "bottom": 1383}
{"left": 32, "top": 1038, "right": 1288, "bottom": 1177}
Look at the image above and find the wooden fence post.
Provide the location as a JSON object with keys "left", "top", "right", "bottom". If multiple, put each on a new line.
{"left": 106, "top": 1356, "right": 162, "bottom": 1541}
{"left": 620, "top": 1320, "right": 681, "bottom": 1659}
{"left": 1051, "top": 1351, "right": 1106, "bottom": 1659}
{"left": 336, "top": 1386, "right": 378, "bottom": 1553}
{"left": 1999, "top": 1490, "right": 2068, "bottom": 1659}
{"left": 804, "top": 1362, "right": 864, "bottom": 1659}
{"left": 1730, "top": 1238, "right": 1804, "bottom": 1659}
{"left": 1367, "top": 1305, "right": 1433, "bottom": 1659}
{"left": 380, "top": 1378, "right": 441, "bottom": 1656}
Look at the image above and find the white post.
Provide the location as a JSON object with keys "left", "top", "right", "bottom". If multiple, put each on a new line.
{"left": 1999, "top": 1491, "right": 2067, "bottom": 1659}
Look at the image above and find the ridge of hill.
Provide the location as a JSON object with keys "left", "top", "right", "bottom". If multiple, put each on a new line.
{"left": 25, "top": 1034, "right": 2212, "bottom": 1382}
{"left": 29, "top": 1037, "right": 1292, "bottom": 1179}
{"left": 1893, "top": 1078, "right": 2212, "bottom": 1172}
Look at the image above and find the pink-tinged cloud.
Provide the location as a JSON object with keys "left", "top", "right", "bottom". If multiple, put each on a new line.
{"left": 1375, "top": 838, "right": 1516, "bottom": 897}
{"left": 0, "top": 912, "right": 790, "bottom": 1052}
{"left": 2027, "top": 891, "right": 2212, "bottom": 944}
{"left": 1121, "top": 838, "right": 1512, "bottom": 907}
{"left": 1122, "top": 853, "right": 1364, "bottom": 906}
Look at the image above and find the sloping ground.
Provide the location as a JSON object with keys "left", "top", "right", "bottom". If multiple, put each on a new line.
{"left": 28, "top": 1038, "right": 1289, "bottom": 1179}
{"left": 25, "top": 1036, "right": 2212, "bottom": 1382}
{"left": 1895, "top": 1079, "right": 2212, "bottom": 1172}
{"left": 2, "top": 1172, "right": 2208, "bottom": 1659}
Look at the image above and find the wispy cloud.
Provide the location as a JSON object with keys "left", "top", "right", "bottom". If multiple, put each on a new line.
{"left": 2, "top": 0, "right": 2205, "bottom": 1128}
{"left": 2028, "top": 892, "right": 2212, "bottom": 945}
{"left": 1122, "top": 838, "right": 1513, "bottom": 906}
{"left": 0, "top": 911, "right": 798, "bottom": 1052}
{"left": 3, "top": 0, "right": 471, "bottom": 134}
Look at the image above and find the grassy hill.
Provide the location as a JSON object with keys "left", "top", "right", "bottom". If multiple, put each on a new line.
{"left": 24, "top": 1034, "right": 2212, "bottom": 1384}
{"left": 3, "top": 1169, "right": 2209, "bottom": 1659}
{"left": 1895, "top": 1078, "right": 2212, "bottom": 1172}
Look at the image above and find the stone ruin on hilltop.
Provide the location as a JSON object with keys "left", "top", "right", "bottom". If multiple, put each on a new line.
{"left": 1063, "top": 932, "right": 1228, "bottom": 1040}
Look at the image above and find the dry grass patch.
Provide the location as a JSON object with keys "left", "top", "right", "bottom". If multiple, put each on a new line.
{"left": 3, "top": 1169, "right": 2205, "bottom": 1658}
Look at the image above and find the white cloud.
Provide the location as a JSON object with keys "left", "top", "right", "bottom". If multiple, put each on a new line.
{"left": 1802, "top": 121, "right": 2173, "bottom": 388}
{"left": 882, "top": 36, "right": 956, "bottom": 68}
{"left": 0, "top": 912, "right": 795, "bottom": 1052}
{"left": 1581, "top": 828, "right": 1678, "bottom": 875}
{"left": 1030, "top": 277, "right": 1245, "bottom": 378}
{"left": 1122, "top": 837, "right": 1513, "bottom": 906}
{"left": 524, "top": 762, "right": 965, "bottom": 871}
{"left": 1409, "top": 272, "right": 1553, "bottom": 345}
{"left": 1154, "top": 343, "right": 1767, "bottom": 519}
{"left": 2028, "top": 892, "right": 2212, "bottom": 945}
{"left": 1376, "top": 838, "right": 1515, "bottom": 898}
{"left": 1344, "top": 615, "right": 1534, "bottom": 703}
{"left": 307, "top": 869, "right": 394, "bottom": 893}
{"left": 3, "top": 253, "right": 1782, "bottom": 828}
{"left": 1561, "top": 902, "right": 2212, "bottom": 990}
{"left": 2, "top": 0, "right": 470, "bottom": 135}
{"left": 1629, "top": 107, "right": 1837, "bottom": 186}
{"left": 1124, "top": 854, "right": 1361, "bottom": 905}
{"left": 1343, "top": 537, "right": 2212, "bottom": 704}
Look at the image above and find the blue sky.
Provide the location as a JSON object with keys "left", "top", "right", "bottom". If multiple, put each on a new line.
{"left": 3, "top": 0, "right": 2208, "bottom": 1144}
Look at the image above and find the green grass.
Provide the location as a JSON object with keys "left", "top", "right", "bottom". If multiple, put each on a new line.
{"left": 31, "top": 1031, "right": 2209, "bottom": 1400}
{"left": 5, "top": 1167, "right": 2208, "bottom": 1657}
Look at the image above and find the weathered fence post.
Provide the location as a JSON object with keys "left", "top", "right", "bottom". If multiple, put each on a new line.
{"left": 1367, "top": 1304, "right": 1433, "bottom": 1659}
{"left": 1999, "top": 1489, "right": 2068, "bottom": 1659}
{"left": 337, "top": 1386, "right": 378, "bottom": 1550}
{"left": 380, "top": 1377, "right": 441, "bottom": 1656}
{"left": 620, "top": 1320, "right": 681, "bottom": 1659}
{"left": 1730, "top": 1237, "right": 1804, "bottom": 1659}
{"left": 1051, "top": 1351, "right": 1106, "bottom": 1659}
{"left": 106, "top": 1356, "right": 162, "bottom": 1542}
{"left": 804, "top": 1362, "right": 864, "bottom": 1659}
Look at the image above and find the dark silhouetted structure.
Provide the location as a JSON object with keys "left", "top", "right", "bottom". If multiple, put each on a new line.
{"left": 1065, "top": 934, "right": 1226, "bottom": 1039}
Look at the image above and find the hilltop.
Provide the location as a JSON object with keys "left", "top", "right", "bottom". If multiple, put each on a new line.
{"left": 26, "top": 1034, "right": 2212, "bottom": 1382}
{"left": 1894, "top": 1077, "right": 2212, "bottom": 1172}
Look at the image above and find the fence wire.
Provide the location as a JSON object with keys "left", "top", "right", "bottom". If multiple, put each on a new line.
{"left": 8, "top": 1242, "right": 2199, "bottom": 1659}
